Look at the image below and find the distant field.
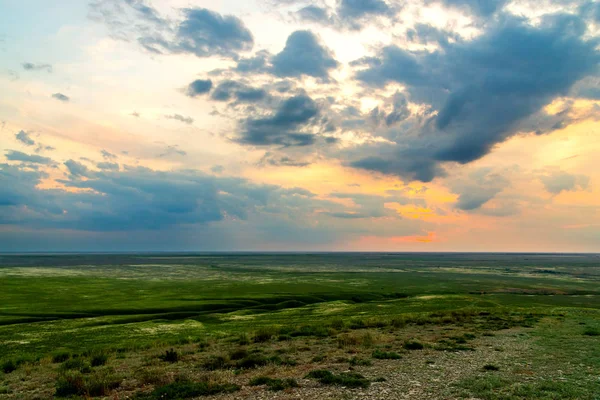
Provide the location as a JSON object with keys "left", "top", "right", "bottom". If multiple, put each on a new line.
{"left": 0, "top": 253, "right": 599, "bottom": 399}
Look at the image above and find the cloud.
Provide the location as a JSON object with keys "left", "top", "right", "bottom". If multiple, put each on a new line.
{"left": 64, "top": 160, "right": 90, "bottom": 177}
{"left": 101, "top": 149, "right": 117, "bottom": 160}
{"left": 5, "top": 150, "right": 53, "bottom": 164}
{"left": 351, "top": 13, "right": 600, "bottom": 181}
{"left": 16, "top": 130, "right": 35, "bottom": 146}
{"left": 52, "top": 93, "right": 70, "bottom": 102}
{"left": 22, "top": 62, "right": 52, "bottom": 72}
{"left": 210, "top": 80, "right": 267, "bottom": 103}
{"left": 159, "top": 145, "right": 186, "bottom": 157}
{"left": 297, "top": 6, "right": 331, "bottom": 24}
{"left": 271, "top": 30, "right": 339, "bottom": 80}
{"left": 451, "top": 168, "right": 510, "bottom": 211}
{"left": 436, "top": 0, "right": 508, "bottom": 17}
{"left": 165, "top": 114, "right": 194, "bottom": 124}
{"left": 259, "top": 153, "right": 311, "bottom": 167}
{"left": 139, "top": 8, "right": 254, "bottom": 58}
{"left": 97, "top": 162, "right": 119, "bottom": 171}
{"left": 236, "top": 94, "right": 320, "bottom": 146}
{"left": 338, "top": 0, "right": 391, "bottom": 19}
{"left": 186, "top": 79, "right": 213, "bottom": 97}
{"left": 540, "top": 170, "right": 589, "bottom": 194}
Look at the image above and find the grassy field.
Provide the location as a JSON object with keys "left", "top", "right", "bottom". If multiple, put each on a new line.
{"left": 0, "top": 253, "right": 599, "bottom": 399}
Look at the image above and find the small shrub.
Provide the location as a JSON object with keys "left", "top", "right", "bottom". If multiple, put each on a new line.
{"left": 159, "top": 348, "right": 179, "bottom": 363}
{"left": 2, "top": 360, "right": 17, "bottom": 374}
{"left": 55, "top": 371, "right": 121, "bottom": 398}
{"left": 583, "top": 327, "right": 600, "bottom": 336}
{"left": 52, "top": 352, "right": 71, "bottom": 363}
{"left": 277, "top": 334, "right": 292, "bottom": 341}
{"left": 483, "top": 364, "right": 500, "bottom": 371}
{"left": 237, "top": 333, "right": 250, "bottom": 346}
{"left": 249, "top": 376, "right": 298, "bottom": 391}
{"left": 229, "top": 348, "right": 249, "bottom": 361}
{"left": 391, "top": 318, "right": 406, "bottom": 328}
{"left": 312, "top": 355, "right": 326, "bottom": 362}
{"left": 150, "top": 381, "right": 239, "bottom": 399}
{"left": 349, "top": 357, "right": 372, "bottom": 366}
{"left": 330, "top": 318, "right": 345, "bottom": 330}
{"left": 349, "top": 319, "right": 366, "bottom": 330}
{"left": 60, "top": 358, "right": 91, "bottom": 373}
{"left": 253, "top": 328, "right": 275, "bottom": 343}
{"left": 91, "top": 353, "right": 108, "bottom": 367}
{"left": 202, "top": 355, "right": 229, "bottom": 370}
{"left": 374, "top": 377, "right": 387, "bottom": 382}
{"left": 372, "top": 350, "right": 401, "bottom": 360}
{"left": 305, "top": 369, "right": 370, "bottom": 389}
{"left": 235, "top": 354, "right": 268, "bottom": 369}
{"left": 403, "top": 340, "right": 424, "bottom": 350}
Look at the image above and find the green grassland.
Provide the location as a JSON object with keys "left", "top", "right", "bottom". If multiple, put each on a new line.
{"left": 0, "top": 253, "right": 599, "bottom": 399}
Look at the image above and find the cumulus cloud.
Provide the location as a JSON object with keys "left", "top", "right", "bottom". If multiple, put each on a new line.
{"left": 5, "top": 150, "right": 53, "bottom": 164}
{"left": 52, "top": 93, "right": 70, "bottom": 102}
{"left": 351, "top": 13, "right": 600, "bottom": 181}
{"left": 540, "top": 170, "right": 590, "bottom": 194}
{"left": 236, "top": 94, "right": 320, "bottom": 146}
{"left": 64, "top": 160, "right": 90, "bottom": 177}
{"left": 16, "top": 130, "right": 35, "bottom": 146}
{"left": 211, "top": 80, "right": 267, "bottom": 103}
{"left": 271, "top": 30, "right": 339, "bottom": 80}
{"left": 451, "top": 168, "right": 511, "bottom": 211}
{"left": 186, "top": 79, "right": 213, "bottom": 97}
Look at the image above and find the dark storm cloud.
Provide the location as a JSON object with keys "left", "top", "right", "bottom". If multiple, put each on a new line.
{"left": 52, "top": 93, "right": 70, "bottom": 102}
{"left": 351, "top": 13, "right": 600, "bottom": 182}
{"left": 271, "top": 30, "right": 339, "bottom": 80}
{"left": 22, "top": 62, "right": 52, "bottom": 72}
{"left": 186, "top": 79, "right": 213, "bottom": 97}
{"left": 406, "top": 23, "right": 460, "bottom": 47}
{"left": 540, "top": 170, "right": 589, "bottom": 194}
{"left": 139, "top": 8, "right": 254, "bottom": 58}
{"left": 236, "top": 94, "right": 319, "bottom": 146}
{"left": 211, "top": 80, "right": 267, "bottom": 103}
{"left": 16, "top": 130, "right": 35, "bottom": 146}
{"left": 0, "top": 163, "right": 347, "bottom": 233}
{"left": 5, "top": 150, "right": 53, "bottom": 165}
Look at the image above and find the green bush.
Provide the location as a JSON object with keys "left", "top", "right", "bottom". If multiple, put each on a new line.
{"left": 305, "top": 369, "right": 370, "bottom": 389}
{"left": 349, "top": 357, "right": 372, "bottom": 366}
{"left": 1, "top": 360, "right": 17, "bottom": 374}
{"left": 483, "top": 364, "right": 500, "bottom": 371}
{"left": 235, "top": 354, "right": 269, "bottom": 369}
{"left": 55, "top": 371, "right": 121, "bottom": 398}
{"left": 159, "top": 348, "right": 179, "bottom": 363}
{"left": 91, "top": 353, "right": 109, "bottom": 367}
{"left": 253, "top": 328, "right": 275, "bottom": 343}
{"left": 60, "top": 358, "right": 91, "bottom": 373}
{"left": 201, "top": 355, "right": 229, "bottom": 370}
{"left": 229, "top": 348, "right": 249, "bottom": 360}
{"left": 150, "top": 381, "right": 239, "bottom": 399}
{"left": 52, "top": 352, "right": 71, "bottom": 363}
{"left": 249, "top": 376, "right": 298, "bottom": 391}
{"left": 583, "top": 327, "right": 600, "bottom": 336}
{"left": 372, "top": 349, "right": 401, "bottom": 360}
{"left": 403, "top": 340, "right": 424, "bottom": 350}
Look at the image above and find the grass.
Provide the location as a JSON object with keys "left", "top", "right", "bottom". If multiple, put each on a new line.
{"left": 0, "top": 253, "right": 599, "bottom": 398}
{"left": 372, "top": 349, "right": 402, "bottom": 360}
{"left": 143, "top": 380, "right": 240, "bottom": 399}
{"left": 305, "top": 369, "right": 371, "bottom": 389}
{"left": 249, "top": 376, "right": 299, "bottom": 391}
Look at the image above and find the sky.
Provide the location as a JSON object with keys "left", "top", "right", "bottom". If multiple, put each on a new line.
{"left": 1, "top": 0, "right": 599, "bottom": 252}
